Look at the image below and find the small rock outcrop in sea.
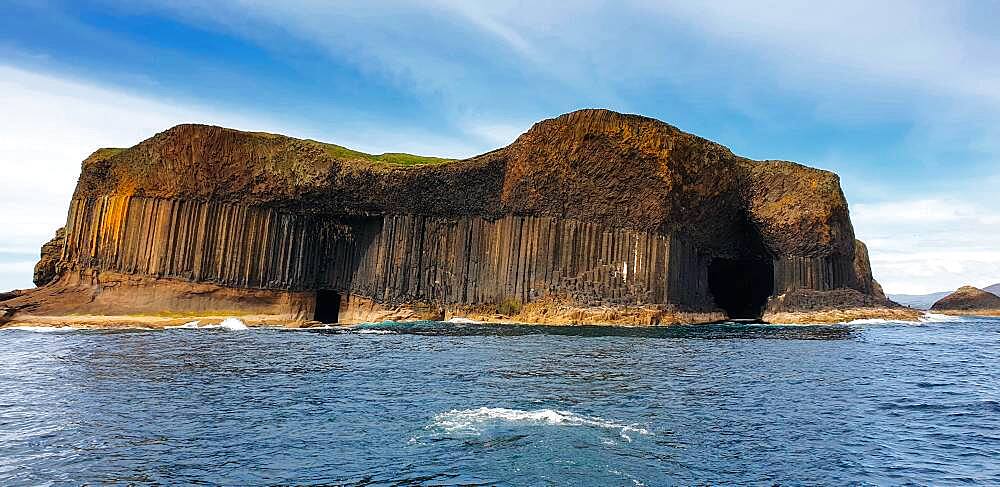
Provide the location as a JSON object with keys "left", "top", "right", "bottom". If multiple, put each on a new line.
{"left": 931, "top": 286, "right": 1000, "bottom": 315}
{"left": 5, "top": 109, "right": 907, "bottom": 326}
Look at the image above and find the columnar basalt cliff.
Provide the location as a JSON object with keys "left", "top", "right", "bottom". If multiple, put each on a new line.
{"left": 3, "top": 110, "right": 904, "bottom": 326}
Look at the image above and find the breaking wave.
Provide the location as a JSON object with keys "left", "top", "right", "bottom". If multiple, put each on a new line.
{"left": 165, "top": 318, "right": 248, "bottom": 331}
{"left": 354, "top": 329, "right": 396, "bottom": 334}
{"left": 1, "top": 325, "right": 81, "bottom": 333}
{"left": 844, "top": 318, "right": 897, "bottom": 325}
{"left": 920, "top": 313, "right": 965, "bottom": 323}
{"left": 445, "top": 317, "right": 483, "bottom": 324}
{"left": 845, "top": 313, "right": 969, "bottom": 325}
{"left": 429, "top": 407, "right": 652, "bottom": 441}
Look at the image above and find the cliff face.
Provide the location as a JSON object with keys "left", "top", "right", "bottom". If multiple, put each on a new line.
{"left": 931, "top": 286, "right": 1000, "bottom": 312}
{"left": 33, "top": 227, "right": 65, "bottom": 287}
{"left": 15, "top": 109, "right": 891, "bottom": 324}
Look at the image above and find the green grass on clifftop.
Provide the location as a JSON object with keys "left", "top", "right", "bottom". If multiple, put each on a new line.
{"left": 313, "top": 141, "right": 455, "bottom": 167}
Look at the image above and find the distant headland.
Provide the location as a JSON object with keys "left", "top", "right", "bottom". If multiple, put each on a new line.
{"left": 0, "top": 109, "right": 917, "bottom": 328}
{"left": 930, "top": 285, "right": 1000, "bottom": 317}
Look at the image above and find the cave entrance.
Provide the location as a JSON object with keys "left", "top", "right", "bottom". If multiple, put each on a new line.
{"left": 314, "top": 290, "right": 341, "bottom": 324}
{"left": 708, "top": 257, "right": 774, "bottom": 319}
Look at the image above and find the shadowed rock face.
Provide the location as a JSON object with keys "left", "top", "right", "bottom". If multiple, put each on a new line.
{"left": 931, "top": 286, "right": 1000, "bottom": 311}
{"left": 33, "top": 227, "right": 64, "bottom": 287}
{"left": 22, "top": 109, "right": 890, "bottom": 322}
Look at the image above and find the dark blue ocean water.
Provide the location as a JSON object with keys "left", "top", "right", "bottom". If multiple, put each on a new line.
{"left": 1, "top": 315, "right": 999, "bottom": 486}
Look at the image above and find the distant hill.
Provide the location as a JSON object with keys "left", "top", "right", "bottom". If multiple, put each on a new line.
{"left": 890, "top": 283, "right": 1000, "bottom": 310}
{"left": 984, "top": 283, "right": 1000, "bottom": 296}
{"left": 931, "top": 286, "right": 1000, "bottom": 312}
{"left": 888, "top": 291, "right": 951, "bottom": 310}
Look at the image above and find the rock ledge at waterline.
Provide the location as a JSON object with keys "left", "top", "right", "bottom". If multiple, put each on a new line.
{"left": 1, "top": 109, "right": 916, "bottom": 327}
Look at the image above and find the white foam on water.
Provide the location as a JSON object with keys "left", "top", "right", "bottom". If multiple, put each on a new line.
{"left": 1, "top": 325, "right": 80, "bottom": 333}
{"left": 165, "top": 318, "right": 248, "bottom": 330}
{"left": 844, "top": 318, "right": 898, "bottom": 325}
{"left": 294, "top": 324, "right": 338, "bottom": 330}
{"left": 608, "top": 469, "right": 647, "bottom": 487}
{"left": 212, "top": 318, "right": 249, "bottom": 330}
{"left": 445, "top": 317, "right": 482, "bottom": 324}
{"left": 355, "top": 329, "right": 395, "bottom": 334}
{"left": 165, "top": 320, "right": 201, "bottom": 329}
{"left": 920, "top": 313, "right": 965, "bottom": 323}
{"left": 844, "top": 312, "right": 971, "bottom": 325}
{"left": 430, "top": 407, "right": 652, "bottom": 441}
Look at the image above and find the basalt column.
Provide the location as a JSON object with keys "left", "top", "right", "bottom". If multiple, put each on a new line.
{"left": 342, "top": 215, "right": 712, "bottom": 310}
{"left": 59, "top": 195, "right": 717, "bottom": 314}
{"left": 61, "top": 195, "right": 349, "bottom": 290}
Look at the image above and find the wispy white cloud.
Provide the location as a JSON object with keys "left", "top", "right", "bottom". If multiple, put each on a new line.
{"left": 0, "top": 64, "right": 262, "bottom": 252}
{"left": 649, "top": 0, "right": 1000, "bottom": 105}
{"left": 434, "top": 1, "right": 541, "bottom": 63}
{"left": 853, "top": 198, "right": 1000, "bottom": 294}
{"left": 854, "top": 199, "right": 1000, "bottom": 225}
{"left": 0, "top": 64, "right": 252, "bottom": 289}
{"left": 125, "top": 1, "right": 1000, "bottom": 143}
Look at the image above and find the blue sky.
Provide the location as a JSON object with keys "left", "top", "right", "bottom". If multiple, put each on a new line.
{"left": 1, "top": 0, "right": 998, "bottom": 294}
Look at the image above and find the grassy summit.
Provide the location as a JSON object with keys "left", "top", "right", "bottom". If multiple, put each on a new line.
{"left": 311, "top": 140, "right": 455, "bottom": 167}
{"left": 242, "top": 128, "right": 455, "bottom": 167}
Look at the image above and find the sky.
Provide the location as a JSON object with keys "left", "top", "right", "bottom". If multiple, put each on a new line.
{"left": 1, "top": 0, "right": 998, "bottom": 295}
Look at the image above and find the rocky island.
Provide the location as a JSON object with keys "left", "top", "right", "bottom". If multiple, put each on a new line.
{"left": 930, "top": 286, "right": 1000, "bottom": 317}
{"left": 0, "top": 109, "right": 916, "bottom": 328}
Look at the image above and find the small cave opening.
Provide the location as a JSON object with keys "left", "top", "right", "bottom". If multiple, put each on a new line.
{"left": 314, "top": 290, "right": 341, "bottom": 324}
{"left": 708, "top": 257, "right": 774, "bottom": 319}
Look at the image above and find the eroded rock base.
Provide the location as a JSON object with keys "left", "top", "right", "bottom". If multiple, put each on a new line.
{"left": 2, "top": 273, "right": 728, "bottom": 328}
{"left": 763, "top": 288, "right": 920, "bottom": 323}
{"left": 2, "top": 270, "right": 313, "bottom": 321}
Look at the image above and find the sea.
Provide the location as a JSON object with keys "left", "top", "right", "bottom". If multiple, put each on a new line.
{"left": 1, "top": 314, "right": 998, "bottom": 486}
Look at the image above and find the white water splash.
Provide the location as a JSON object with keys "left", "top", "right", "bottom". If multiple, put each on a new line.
{"left": 167, "top": 320, "right": 201, "bottom": 329}
{"left": 445, "top": 317, "right": 482, "bottom": 324}
{"left": 845, "top": 318, "right": 902, "bottom": 325}
{"left": 1, "top": 325, "right": 79, "bottom": 333}
{"left": 430, "top": 407, "right": 652, "bottom": 441}
{"left": 355, "top": 329, "right": 395, "bottom": 334}
{"left": 845, "top": 313, "right": 972, "bottom": 325}
{"left": 165, "top": 318, "right": 248, "bottom": 331}
{"left": 920, "top": 313, "right": 965, "bottom": 323}
{"left": 210, "top": 318, "right": 249, "bottom": 330}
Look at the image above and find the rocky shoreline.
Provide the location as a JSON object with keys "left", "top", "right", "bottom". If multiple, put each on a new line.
{"left": 0, "top": 304, "right": 924, "bottom": 330}
{"left": 762, "top": 307, "right": 922, "bottom": 324}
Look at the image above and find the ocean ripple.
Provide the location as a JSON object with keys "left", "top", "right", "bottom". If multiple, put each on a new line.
{"left": 0, "top": 316, "right": 998, "bottom": 485}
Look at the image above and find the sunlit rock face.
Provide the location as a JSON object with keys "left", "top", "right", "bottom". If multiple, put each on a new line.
{"left": 17, "top": 109, "right": 890, "bottom": 323}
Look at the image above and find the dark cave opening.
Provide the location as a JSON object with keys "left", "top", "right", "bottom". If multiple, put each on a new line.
{"left": 708, "top": 257, "right": 774, "bottom": 319}
{"left": 314, "top": 290, "right": 341, "bottom": 324}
